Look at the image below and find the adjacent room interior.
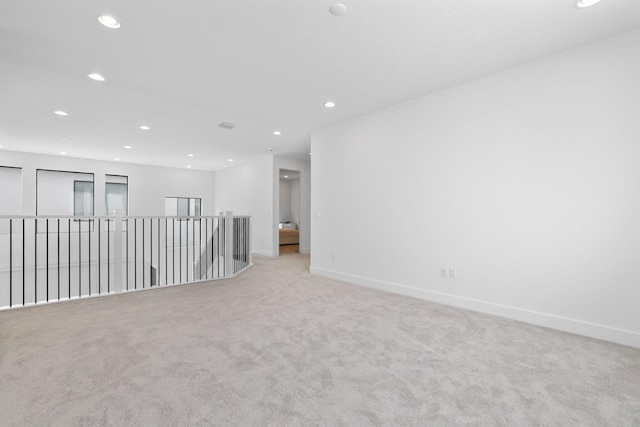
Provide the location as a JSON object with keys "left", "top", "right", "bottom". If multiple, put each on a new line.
{"left": 278, "top": 169, "right": 301, "bottom": 255}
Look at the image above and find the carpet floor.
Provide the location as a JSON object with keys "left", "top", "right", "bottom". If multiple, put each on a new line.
{"left": 1, "top": 254, "right": 639, "bottom": 426}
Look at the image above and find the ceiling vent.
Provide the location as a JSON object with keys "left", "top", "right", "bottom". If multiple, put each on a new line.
{"left": 218, "top": 122, "right": 237, "bottom": 130}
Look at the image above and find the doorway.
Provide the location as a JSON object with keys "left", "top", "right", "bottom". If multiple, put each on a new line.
{"left": 278, "top": 169, "right": 300, "bottom": 255}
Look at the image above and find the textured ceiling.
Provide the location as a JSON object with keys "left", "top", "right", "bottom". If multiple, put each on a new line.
{"left": 1, "top": 0, "right": 639, "bottom": 171}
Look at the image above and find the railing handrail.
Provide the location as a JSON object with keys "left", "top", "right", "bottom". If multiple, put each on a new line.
{"left": 0, "top": 214, "right": 252, "bottom": 310}
{"left": 0, "top": 214, "right": 251, "bottom": 220}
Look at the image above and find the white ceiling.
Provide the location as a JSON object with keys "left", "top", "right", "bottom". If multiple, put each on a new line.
{"left": 1, "top": 1, "right": 639, "bottom": 171}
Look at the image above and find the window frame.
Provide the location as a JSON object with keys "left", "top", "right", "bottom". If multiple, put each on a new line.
{"left": 73, "top": 180, "right": 95, "bottom": 217}
{"left": 165, "top": 196, "right": 202, "bottom": 221}
{"left": 105, "top": 174, "right": 129, "bottom": 216}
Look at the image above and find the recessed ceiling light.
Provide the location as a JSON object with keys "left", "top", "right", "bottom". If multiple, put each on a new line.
{"left": 186, "top": 165, "right": 192, "bottom": 169}
{"left": 329, "top": 4, "right": 347, "bottom": 16}
{"left": 574, "top": 0, "right": 601, "bottom": 7}
{"left": 187, "top": 153, "right": 194, "bottom": 157}
{"left": 98, "top": 15, "right": 120, "bottom": 29}
{"left": 124, "top": 145, "right": 132, "bottom": 149}
{"left": 324, "top": 101, "right": 336, "bottom": 108}
{"left": 139, "top": 125, "right": 150, "bottom": 130}
{"left": 114, "top": 157, "right": 120, "bottom": 161}
{"left": 60, "top": 151, "right": 67, "bottom": 155}
{"left": 87, "top": 73, "right": 105, "bottom": 82}
{"left": 273, "top": 131, "right": 282, "bottom": 136}
{"left": 54, "top": 110, "right": 68, "bottom": 116}
{"left": 228, "top": 159, "right": 234, "bottom": 162}
{"left": 284, "top": 175, "right": 289, "bottom": 178}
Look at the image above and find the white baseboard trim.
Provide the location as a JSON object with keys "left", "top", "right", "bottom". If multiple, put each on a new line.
{"left": 0, "top": 264, "right": 253, "bottom": 312}
{"left": 310, "top": 266, "right": 640, "bottom": 349}
{"left": 253, "top": 249, "right": 275, "bottom": 257}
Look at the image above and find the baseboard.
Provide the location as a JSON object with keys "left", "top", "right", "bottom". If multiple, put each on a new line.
{"left": 310, "top": 266, "right": 640, "bottom": 349}
{"left": 0, "top": 264, "right": 254, "bottom": 312}
{"left": 253, "top": 249, "right": 276, "bottom": 257}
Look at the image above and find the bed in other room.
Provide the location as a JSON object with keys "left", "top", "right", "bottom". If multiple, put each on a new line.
{"left": 279, "top": 223, "right": 299, "bottom": 245}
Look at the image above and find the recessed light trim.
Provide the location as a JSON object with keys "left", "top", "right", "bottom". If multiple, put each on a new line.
{"left": 324, "top": 101, "right": 336, "bottom": 108}
{"left": 54, "top": 110, "right": 68, "bottom": 116}
{"left": 187, "top": 153, "right": 194, "bottom": 157}
{"left": 187, "top": 165, "right": 192, "bottom": 169}
{"left": 124, "top": 145, "right": 132, "bottom": 149}
{"left": 60, "top": 151, "right": 67, "bottom": 155}
{"left": 228, "top": 159, "right": 234, "bottom": 162}
{"left": 114, "top": 157, "right": 120, "bottom": 161}
{"left": 574, "top": 0, "right": 601, "bottom": 7}
{"left": 98, "top": 15, "right": 120, "bottom": 29}
{"left": 87, "top": 73, "right": 105, "bottom": 82}
{"left": 139, "top": 125, "right": 150, "bottom": 130}
{"left": 273, "top": 131, "right": 282, "bottom": 136}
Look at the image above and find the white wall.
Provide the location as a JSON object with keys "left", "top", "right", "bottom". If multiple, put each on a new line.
{"left": 274, "top": 156, "right": 311, "bottom": 254}
{"left": 36, "top": 170, "right": 94, "bottom": 215}
{"left": 0, "top": 166, "right": 22, "bottom": 234}
{"left": 0, "top": 150, "right": 215, "bottom": 216}
{"left": 291, "top": 178, "right": 300, "bottom": 226}
{"left": 213, "top": 155, "right": 311, "bottom": 256}
{"left": 279, "top": 179, "right": 293, "bottom": 222}
{"left": 310, "top": 28, "right": 640, "bottom": 348}
{"left": 213, "top": 155, "right": 275, "bottom": 256}
{"left": 0, "top": 166, "right": 22, "bottom": 216}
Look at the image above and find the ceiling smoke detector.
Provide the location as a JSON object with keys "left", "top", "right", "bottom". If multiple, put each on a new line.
{"left": 330, "top": 4, "right": 347, "bottom": 16}
{"left": 574, "top": 0, "right": 602, "bottom": 7}
{"left": 218, "top": 122, "right": 237, "bottom": 130}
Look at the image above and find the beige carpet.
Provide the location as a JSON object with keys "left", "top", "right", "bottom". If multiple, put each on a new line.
{"left": 1, "top": 254, "right": 639, "bottom": 426}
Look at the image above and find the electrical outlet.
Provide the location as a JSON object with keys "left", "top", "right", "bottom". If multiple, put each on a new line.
{"left": 448, "top": 268, "right": 456, "bottom": 279}
{"left": 440, "top": 267, "right": 447, "bottom": 278}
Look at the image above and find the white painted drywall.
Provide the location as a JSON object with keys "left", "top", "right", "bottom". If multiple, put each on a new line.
{"left": 279, "top": 179, "right": 293, "bottom": 222}
{"left": 0, "top": 166, "right": 22, "bottom": 216}
{"left": 213, "top": 155, "right": 275, "bottom": 256}
{"left": 0, "top": 150, "right": 215, "bottom": 216}
{"left": 291, "top": 178, "right": 300, "bottom": 226}
{"left": 0, "top": 166, "right": 22, "bottom": 234}
{"left": 36, "top": 170, "right": 94, "bottom": 216}
{"left": 213, "top": 155, "right": 310, "bottom": 256}
{"left": 310, "top": 29, "right": 640, "bottom": 348}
